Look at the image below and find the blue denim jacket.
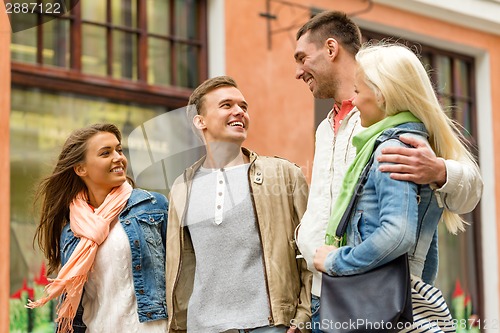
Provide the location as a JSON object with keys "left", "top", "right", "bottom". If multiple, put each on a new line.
{"left": 325, "top": 123, "right": 443, "bottom": 285}
{"left": 60, "top": 188, "right": 168, "bottom": 331}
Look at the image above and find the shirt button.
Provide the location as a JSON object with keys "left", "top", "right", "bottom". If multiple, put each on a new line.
{"left": 135, "top": 265, "right": 141, "bottom": 271}
{"left": 125, "top": 220, "right": 131, "bottom": 225}
{"left": 219, "top": 180, "right": 223, "bottom": 184}
{"left": 139, "top": 289, "right": 145, "bottom": 295}
{"left": 146, "top": 312, "right": 152, "bottom": 318}
{"left": 256, "top": 177, "right": 261, "bottom": 181}
{"left": 134, "top": 240, "right": 140, "bottom": 247}
{"left": 217, "top": 205, "right": 221, "bottom": 209}
{"left": 256, "top": 172, "right": 262, "bottom": 176}
{"left": 218, "top": 192, "right": 222, "bottom": 196}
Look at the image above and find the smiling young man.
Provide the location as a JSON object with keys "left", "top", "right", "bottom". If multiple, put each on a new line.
{"left": 166, "top": 76, "right": 312, "bottom": 333}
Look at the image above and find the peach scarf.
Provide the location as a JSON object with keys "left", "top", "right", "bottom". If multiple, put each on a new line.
{"left": 27, "top": 181, "right": 133, "bottom": 332}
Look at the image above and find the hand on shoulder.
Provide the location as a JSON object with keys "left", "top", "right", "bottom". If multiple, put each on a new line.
{"left": 377, "top": 135, "right": 446, "bottom": 186}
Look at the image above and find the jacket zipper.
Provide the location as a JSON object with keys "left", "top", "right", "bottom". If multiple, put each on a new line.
{"left": 247, "top": 159, "right": 275, "bottom": 325}
{"left": 344, "top": 117, "right": 359, "bottom": 164}
{"left": 330, "top": 133, "right": 336, "bottom": 201}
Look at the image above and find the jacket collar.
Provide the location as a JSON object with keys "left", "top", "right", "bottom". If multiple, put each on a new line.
{"left": 120, "top": 188, "right": 156, "bottom": 215}
{"left": 377, "top": 122, "right": 428, "bottom": 144}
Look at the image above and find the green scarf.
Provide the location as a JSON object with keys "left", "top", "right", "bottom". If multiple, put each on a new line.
{"left": 325, "top": 111, "right": 421, "bottom": 246}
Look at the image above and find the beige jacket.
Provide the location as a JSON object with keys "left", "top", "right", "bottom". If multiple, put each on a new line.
{"left": 166, "top": 148, "right": 312, "bottom": 332}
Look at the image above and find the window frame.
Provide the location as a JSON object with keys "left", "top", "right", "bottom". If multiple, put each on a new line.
{"left": 10, "top": 0, "right": 208, "bottom": 108}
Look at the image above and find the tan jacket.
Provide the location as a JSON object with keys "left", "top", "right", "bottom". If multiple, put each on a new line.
{"left": 166, "top": 148, "right": 312, "bottom": 332}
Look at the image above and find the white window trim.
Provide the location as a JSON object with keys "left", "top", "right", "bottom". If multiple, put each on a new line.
{"left": 208, "top": 0, "right": 225, "bottom": 77}
{"left": 474, "top": 52, "right": 499, "bottom": 333}
{"left": 372, "top": 0, "right": 500, "bottom": 35}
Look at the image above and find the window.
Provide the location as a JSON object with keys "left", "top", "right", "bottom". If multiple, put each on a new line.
{"left": 9, "top": 1, "right": 208, "bottom": 330}
{"left": 362, "top": 30, "right": 482, "bottom": 319}
{"left": 10, "top": 0, "right": 208, "bottom": 107}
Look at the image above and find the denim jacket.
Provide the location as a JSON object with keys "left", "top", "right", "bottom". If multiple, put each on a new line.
{"left": 325, "top": 123, "right": 443, "bottom": 285}
{"left": 60, "top": 188, "right": 168, "bottom": 331}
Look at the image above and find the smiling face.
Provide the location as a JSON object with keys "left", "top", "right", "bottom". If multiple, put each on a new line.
{"left": 352, "top": 68, "right": 386, "bottom": 127}
{"left": 294, "top": 32, "right": 338, "bottom": 99}
{"left": 74, "top": 131, "right": 128, "bottom": 197}
{"left": 194, "top": 86, "right": 249, "bottom": 146}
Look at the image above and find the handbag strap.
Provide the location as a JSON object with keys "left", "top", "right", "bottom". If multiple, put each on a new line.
{"left": 335, "top": 134, "right": 408, "bottom": 240}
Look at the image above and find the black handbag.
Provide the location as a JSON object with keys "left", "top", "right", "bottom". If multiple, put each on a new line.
{"left": 319, "top": 151, "right": 413, "bottom": 333}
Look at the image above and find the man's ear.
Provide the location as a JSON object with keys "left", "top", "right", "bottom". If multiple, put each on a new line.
{"left": 193, "top": 114, "right": 206, "bottom": 130}
{"left": 325, "top": 38, "right": 339, "bottom": 59}
{"left": 74, "top": 164, "right": 87, "bottom": 177}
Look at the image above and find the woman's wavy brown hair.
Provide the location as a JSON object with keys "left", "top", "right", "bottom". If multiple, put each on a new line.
{"left": 33, "top": 123, "right": 132, "bottom": 274}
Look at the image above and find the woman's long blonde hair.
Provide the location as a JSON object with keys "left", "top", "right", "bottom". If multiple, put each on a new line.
{"left": 356, "top": 43, "right": 478, "bottom": 233}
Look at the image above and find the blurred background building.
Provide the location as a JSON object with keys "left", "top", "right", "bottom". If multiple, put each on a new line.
{"left": 1, "top": 0, "right": 499, "bottom": 331}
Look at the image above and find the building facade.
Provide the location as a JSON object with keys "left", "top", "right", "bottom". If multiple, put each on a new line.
{"left": 222, "top": 0, "right": 499, "bottom": 328}
{"left": 1, "top": 0, "right": 499, "bottom": 331}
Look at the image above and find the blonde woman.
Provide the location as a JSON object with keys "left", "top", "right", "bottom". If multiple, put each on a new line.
{"left": 314, "top": 44, "right": 481, "bottom": 332}
{"left": 28, "top": 124, "right": 168, "bottom": 333}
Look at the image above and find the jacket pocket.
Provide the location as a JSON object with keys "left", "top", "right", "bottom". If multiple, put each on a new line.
{"left": 349, "top": 210, "right": 363, "bottom": 245}
{"left": 138, "top": 213, "right": 165, "bottom": 246}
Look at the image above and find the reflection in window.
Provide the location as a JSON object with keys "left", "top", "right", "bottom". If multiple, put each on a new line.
{"left": 175, "top": 44, "right": 199, "bottom": 89}
{"left": 10, "top": 0, "right": 206, "bottom": 88}
{"left": 113, "top": 31, "right": 137, "bottom": 80}
{"left": 112, "top": 0, "right": 137, "bottom": 28}
{"left": 42, "top": 19, "right": 70, "bottom": 68}
{"left": 147, "top": 0, "right": 169, "bottom": 35}
{"left": 176, "top": 0, "right": 198, "bottom": 40}
{"left": 436, "top": 55, "right": 452, "bottom": 95}
{"left": 148, "top": 37, "right": 171, "bottom": 86}
{"left": 81, "top": 0, "right": 106, "bottom": 22}
{"left": 11, "top": 14, "right": 37, "bottom": 64}
{"left": 453, "top": 59, "right": 473, "bottom": 137}
{"left": 82, "top": 25, "right": 107, "bottom": 76}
